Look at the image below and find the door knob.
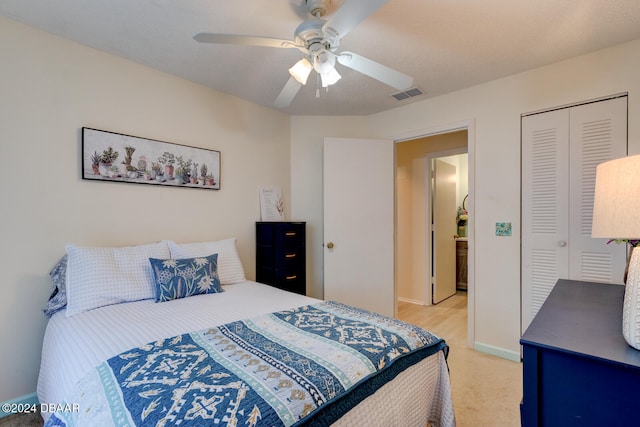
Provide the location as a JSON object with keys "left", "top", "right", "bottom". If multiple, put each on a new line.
{"left": 326, "top": 242, "right": 335, "bottom": 249}
{"left": 557, "top": 240, "right": 567, "bottom": 247}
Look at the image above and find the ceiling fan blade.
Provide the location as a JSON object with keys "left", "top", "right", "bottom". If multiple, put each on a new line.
{"left": 193, "top": 33, "right": 298, "bottom": 49}
{"left": 337, "top": 51, "right": 414, "bottom": 90}
{"left": 274, "top": 76, "right": 303, "bottom": 108}
{"left": 323, "top": 0, "right": 389, "bottom": 38}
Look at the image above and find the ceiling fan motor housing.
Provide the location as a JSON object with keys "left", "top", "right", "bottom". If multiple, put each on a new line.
{"left": 294, "top": 19, "right": 339, "bottom": 52}
{"left": 305, "top": 0, "right": 332, "bottom": 18}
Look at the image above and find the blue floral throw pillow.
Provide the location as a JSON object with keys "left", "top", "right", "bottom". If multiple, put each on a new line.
{"left": 43, "top": 254, "right": 68, "bottom": 318}
{"left": 149, "top": 253, "right": 222, "bottom": 302}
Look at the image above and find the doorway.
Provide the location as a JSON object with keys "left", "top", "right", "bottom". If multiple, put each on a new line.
{"left": 395, "top": 126, "right": 473, "bottom": 346}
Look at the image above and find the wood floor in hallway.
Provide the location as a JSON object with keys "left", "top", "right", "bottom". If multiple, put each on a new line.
{"left": 398, "top": 292, "right": 522, "bottom": 427}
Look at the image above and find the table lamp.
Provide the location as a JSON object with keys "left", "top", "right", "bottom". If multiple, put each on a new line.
{"left": 592, "top": 154, "right": 640, "bottom": 350}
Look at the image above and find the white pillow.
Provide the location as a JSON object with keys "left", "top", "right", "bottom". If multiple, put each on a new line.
{"left": 65, "top": 241, "right": 171, "bottom": 317}
{"left": 168, "top": 238, "right": 246, "bottom": 285}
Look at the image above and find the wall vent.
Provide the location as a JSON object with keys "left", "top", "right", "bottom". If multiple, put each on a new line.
{"left": 392, "top": 87, "right": 423, "bottom": 101}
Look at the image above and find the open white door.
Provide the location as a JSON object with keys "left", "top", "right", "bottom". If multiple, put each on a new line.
{"left": 323, "top": 137, "right": 395, "bottom": 317}
{"left": 432, "top": 159, "right": 457, "bottom": 303}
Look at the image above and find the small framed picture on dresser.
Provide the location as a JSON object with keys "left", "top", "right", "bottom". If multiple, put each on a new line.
{"left": 259, "top": 185, "right": 284, "bottom": 221}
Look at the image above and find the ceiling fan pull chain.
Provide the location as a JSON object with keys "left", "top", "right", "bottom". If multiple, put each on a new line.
{"left": 316, "top": 73, "right": 321, "bottom": 99}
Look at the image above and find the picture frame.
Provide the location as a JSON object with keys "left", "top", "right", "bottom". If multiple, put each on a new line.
{"left": 82, "top": 127, "right": 220, "bottom": 190}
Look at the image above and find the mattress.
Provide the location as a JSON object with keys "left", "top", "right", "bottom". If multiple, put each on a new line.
{"left": 38, "top": 281, "right": 454, "bottom": 426}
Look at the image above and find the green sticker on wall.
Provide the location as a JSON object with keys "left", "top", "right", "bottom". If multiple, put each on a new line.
{"left": 496, "top": 222, "right": 512, "bottom": 236}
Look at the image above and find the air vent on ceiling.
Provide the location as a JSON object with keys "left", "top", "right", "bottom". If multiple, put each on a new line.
{"left": 392, "top": 87, "right": 423, "bottom": 101}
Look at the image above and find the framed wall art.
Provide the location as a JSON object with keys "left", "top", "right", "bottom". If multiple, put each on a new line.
{"left": 82, "top": 127, "right": 220, "bottom": 190}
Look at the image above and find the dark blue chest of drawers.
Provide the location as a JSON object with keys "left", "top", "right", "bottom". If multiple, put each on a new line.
{"left": 520, "top": 279, "right": 640, "bottom": 426}
{"left": 256, "top": 222, "right": 306, "bottom": 295}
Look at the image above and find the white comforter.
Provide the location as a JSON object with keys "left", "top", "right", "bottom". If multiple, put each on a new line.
{"left": 38, "top": 281, "right": 455, "bottom": 426}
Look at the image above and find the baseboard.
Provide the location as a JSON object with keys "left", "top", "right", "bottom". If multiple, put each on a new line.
{"left": 474, "top": 341, "right": 521, "bottom": 362}
{"left": 0, "top": 392, "right": 38, "bottom": 419}
{"left": 397, "top": 297, "right": 425, "bottom": 305}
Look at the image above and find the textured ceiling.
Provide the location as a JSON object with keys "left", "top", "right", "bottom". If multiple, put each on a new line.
{"left": 1, "top": 0, "right": 640, "bottom": 116}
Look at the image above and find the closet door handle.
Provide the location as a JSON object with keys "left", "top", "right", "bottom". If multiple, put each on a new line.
{"left": 557, "top": 240, "right": 567, "bottom": 247}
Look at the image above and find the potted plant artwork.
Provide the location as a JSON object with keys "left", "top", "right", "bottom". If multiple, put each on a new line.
{"left": 200, "top": 163, "right": 208, "bottom": 185}
{"left": 174, "top": 156, "right": 192, "bottom": 185}
{"left": 82, "top": 128, "right": 220, "bottom": 190}
{"left": 137, "top": 157, "right": 147, "bottom": 177}
{"left": 108, "top": 165, "right": 119, "bottom": 179}
{"left": 121, "top": 146, "right": 136, "bottom": 176}
{"left": 99, "top": 147, "right": 119, "bottom": 177}
{"left": 158, "top": 152, "right": 175, "bottom": 180}
{"left": 150, "top": 162, "right": 162, "bottom": 180}
{"left": 91, "top": 151, "right": 101, "bottom": 175}
{"left": 190, "top": 162, "right": 199, "bottom": 184}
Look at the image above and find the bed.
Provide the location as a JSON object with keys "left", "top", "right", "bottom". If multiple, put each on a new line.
{"left": 37, "top": 238, "right": 455, "bottom": 426}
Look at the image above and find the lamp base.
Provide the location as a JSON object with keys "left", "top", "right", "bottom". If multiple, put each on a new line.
{"left": 623, "top": 246, "right": 640, "bottom": 350}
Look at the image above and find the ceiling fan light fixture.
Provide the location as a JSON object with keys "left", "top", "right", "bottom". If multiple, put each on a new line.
{"left": 289, "top": 58, "right": 313, "bottom": 85}
{"left": 320, "top": 67, "right": 341, "bottom": 87}
{"left": 313, "top": 51, "right": 340, "bottom": 87}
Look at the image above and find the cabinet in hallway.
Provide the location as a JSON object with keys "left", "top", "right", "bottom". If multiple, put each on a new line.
{"left": 456, "top": 239, "right": 468, "bottom": 291}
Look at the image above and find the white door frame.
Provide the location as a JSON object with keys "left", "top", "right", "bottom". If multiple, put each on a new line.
{"left": 393, "top": 119, "right": 476, "bottom": 349}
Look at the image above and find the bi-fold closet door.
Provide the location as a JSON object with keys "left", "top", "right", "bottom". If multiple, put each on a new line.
{"left": 521, "top": 96, "right": 628, "bottom": 332}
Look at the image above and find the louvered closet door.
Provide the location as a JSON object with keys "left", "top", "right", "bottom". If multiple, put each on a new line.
{"left": 522, "top": 96, "right": 628, "bottom": 332}
{"left": 522, "top": 109, "right": 570, "bottom": 332}
{"left": 568, "top": 98, "right": 627, "bottom": 282}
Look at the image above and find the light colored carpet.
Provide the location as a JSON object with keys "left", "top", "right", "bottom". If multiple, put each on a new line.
{"left": 3, "top": 292, "right": 520, "bottom": 426}
{"left": 398, "top": 292, "right": 522, "bottom": 426}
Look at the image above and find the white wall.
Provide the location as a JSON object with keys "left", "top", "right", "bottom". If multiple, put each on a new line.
{"left": 291, "top": 38, "right": 640, "bottom": 359}
{"left": 0, "top": 16, "right": 291, "bottom": 402}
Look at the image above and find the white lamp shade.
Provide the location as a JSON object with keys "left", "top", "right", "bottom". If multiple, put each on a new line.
{"left": 592, "top": 154, "right": 640, "bottom": 239}
{"left": 289, "top": 58, "right": 313, "bottom": 85}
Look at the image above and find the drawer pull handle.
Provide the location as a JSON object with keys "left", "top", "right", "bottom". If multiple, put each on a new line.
{"left": 286, "top": 275, "right": 297, "bottom": 280}
{"left": 285, "top": 253, "right": 296, "bottom": 258}
{"left": 285, "top": 232, "right": 296, "bottom": 236}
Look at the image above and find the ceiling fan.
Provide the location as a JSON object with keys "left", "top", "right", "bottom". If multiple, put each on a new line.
{"left": 193, "top": 0, "right": 414, "bottom": 108}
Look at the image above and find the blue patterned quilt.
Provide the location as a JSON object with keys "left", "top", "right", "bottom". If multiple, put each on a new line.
{"left": 45, "top": 301, "right": 447, "bottom": 427}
